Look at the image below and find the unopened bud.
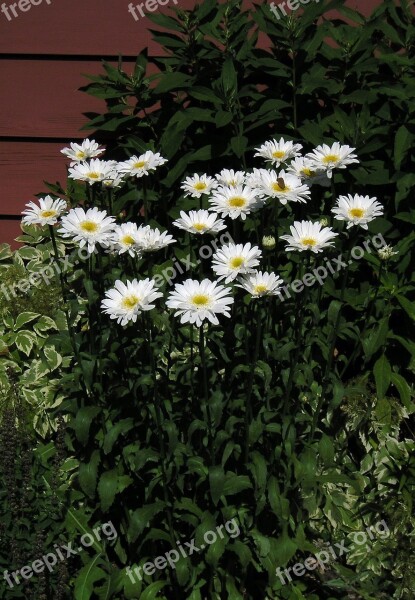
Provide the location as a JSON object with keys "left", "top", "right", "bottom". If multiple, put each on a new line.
{"left": 262, "top": 235, "right": 276, "bottom": 249}
{"left": 319, "top": 217, "right": 329, "bottom": 227}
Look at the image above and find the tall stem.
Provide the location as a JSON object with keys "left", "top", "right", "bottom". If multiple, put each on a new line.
{"left": 244, "top": 302, "right": 262, "bottom": 463}
{"left": 199, "top": 326, "right": 214, "bottom": 462}
{"left": 148, "top": 317, "right": 175, "bottom": 544}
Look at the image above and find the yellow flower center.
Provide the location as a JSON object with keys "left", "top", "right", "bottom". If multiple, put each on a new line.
{"left": 121, "top": 295, "right": 140, "bottom": 309}
{"left": 80, "top": 220, "right": 99, "bottom": 233}
{"left": 134, "top": 161, "right": 146, "bottom": 169}
{"left": 192, "top": 294, "right": 210, "bottom": 306}
{"left": 230, "top": 257, "right": 245, "bottom": 269}
{"left": 86, "top": 172, "right": 100, "bottom": 179}
{"left": 323, "top": 154, "right": 340, "bottom": 164}
{"left": 229, "top": 179, "right": 237, "bottom": 186}
{"left": 272, "top": 150, "right": 285, "bottom": 159}
{"left": 254, "top": 284, "right": 268, "bottom": 294}
{"left": 301, "top": 168, "right": 316, "bottom": 178}
{"left": 301, "top": 237, "right": 317, "bottom": 247}
{"left": 272, "top": 182, "right": 289, "bottom": 192}
{"left": 193, "top": 223, "right": 207, "bottom": 232}
{"left": 228, "top": 196, "right": 246, "bottom": 208}
{"left": 122, "top": 235, "right": 136, "bottom": 245}
{"left": 348, "top": 208, "right": 365, "bottom": 218}
{"left": 40, "top": 210, "right": 57, "bottom": 218}
{"left": 76, "top": 151, "right": 86, "bottom": 159}
{"left": 194, "top": 182, "right": 207, "bottom": 191}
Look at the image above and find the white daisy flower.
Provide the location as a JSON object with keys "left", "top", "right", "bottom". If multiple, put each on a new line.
{"left": 166, "top": 279, "right": 234, "bottom": 327}
{"left": 68, "top": 159, "right": 117, "bottom": 184}
{"left": 280, "top": 220, "right": 338, "bottom": 253}
{"left": 22, "top": 195, "right": 67, "bottom": 226}
{"left": 212, "top": 242, "right": 262, "bottom": 283}
{"left": 102, "top": 169, "right": 126, "bottom": 189}
{"left": 306, "top": 142, "right": 359, "bottom": 178}
{"left": 215, "top": 169, "right": 246, "bottom": 188}
{"left": 286, "top": 157, "right": 330, "bottom": 187}
{"left": 172, "top": 210, "right": 227, "bottom": 235}
{"left": 256, "top": 169, "right": 311, "bottom": 204}
{"left": 254, "top": 137, "right": 302, "bottom": 167}
{"left": 110, "top": 222, "right": 143, "bottom": 257}
{"left": 244, "top": 168, "right": 271, "bottom": 191}
{"left": 101, "top": 278, "right": 163, "bottom": 326}
{"left": 331, "top": 194, "right": 383, "bottom": 229}
{"left": 61, "top": 139, "right": 104, "bottom": 166}
{"left": 136, "top": 225, "right": 176, "bottom": 252}
{"left": 209, "top": 185, "right": 263, "bottom": 220}
{"left": 58, "top": 207, "right": 115, "bottom": 253}
{"left": 236, "top": 270, "right": 284, "bottom": 297}
{"left": 180, "top": 174, "right": 218, "bottom": 198}
{"left": 117, "top": 151, "right": 167, "bottom": 178}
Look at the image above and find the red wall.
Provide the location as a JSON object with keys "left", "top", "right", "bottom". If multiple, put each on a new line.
{"left": 0, "top": 0, "right": 381, "bottom": 246}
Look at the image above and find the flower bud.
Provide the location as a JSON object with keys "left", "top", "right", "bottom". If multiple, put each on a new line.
{"left": 262, "top": 235, "right": 276, "bottom": 249}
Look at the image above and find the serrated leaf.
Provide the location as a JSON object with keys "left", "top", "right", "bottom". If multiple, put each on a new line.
{"left": 14, "top": 330, "right": 36, "bottom": 356}
{"left": 14, "top": 311, "right": 40, "bottom": 330}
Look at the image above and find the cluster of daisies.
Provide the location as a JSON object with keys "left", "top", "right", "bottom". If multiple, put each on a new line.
{"left": 21, "top": 137, "right": 384, "bottom": 328}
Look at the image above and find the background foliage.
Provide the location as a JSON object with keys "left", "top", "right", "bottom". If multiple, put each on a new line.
{"left": 1, "top": 0, "right": 415, "bottom": 598}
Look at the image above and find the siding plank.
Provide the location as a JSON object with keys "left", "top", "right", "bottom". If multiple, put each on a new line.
{"left": 0, "top": 60, "right": 130, "bottom": 138}
{"left": 0, "top": 141, "right": 68, "bottom": 214}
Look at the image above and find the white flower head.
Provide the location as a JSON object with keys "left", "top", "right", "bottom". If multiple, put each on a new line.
{"left": 281, "top": 220, "right": 338, "bottom": 253}
{"left": 172, "top": 210, "right": 227, "bottom": 235}
{"left": 212, "top": 242, "right": 262, "bottom": 283}
{"left": 286, "top": 157, "right": 331, "bottom": 187}
{"left": 101, "top": 278, "right": 163, "bottom": 326}
{"left": 236, "top": 270, "right": 284, "bottom": 297}
{"left": 166, "top": 279, "right": 234, "bottom": 327}
{"left": 110, "top": 222, "right": 143, "bottom": 257}
{"left": 58, "top": 207, "right": 115, "bottom": 253}
{"left": 256, "top": 169, "right": 311, "bottom": 205}
{"left": 180, "top": 174, "right": 218, "bottom": 198}
{"left": 306, "top": 142, "right": 359, "bottom": 178}
{"left": 245, "top": 168, "right": 271, "bottom": 191}
{"left": 209, "top": 185, "right": 263, "bottom": 220}
{"left": 117, "top": 151, "right": 167, "bottom": 178}
{"left": 378, "top": 245, "right": 398, "bottom": 261}
{"left": 136, "top": 225, "right": 176, "bottom": 253}
{"left": 254, "top": 137, "right": 303, "bottom": 167}
{"left": 331, "top": 194, "right": 383, "bottom": 229}
{"left": 102, "top": 169, "right": 126, "bottom": 189}
{"left": 68, "top": 159, "right": 117, "bottom": 184}
{"left": 22, "top": 195, "right": 67, "bottom": 226}
{"left": 61, "top": 139, "right": 104, "bottom": 166}
{"left": 215, "top": 169, "right": 246, "bottom": 188}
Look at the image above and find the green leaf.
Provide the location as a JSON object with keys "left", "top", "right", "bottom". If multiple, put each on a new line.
{"left": 390, "top": 372, "right": 413, "bottom": 411}
{"left": 43, "top": 345, "right": 62, "bottom": 371}
{"left": 98, "top": 469, "right": 118, "bottom": 512}
{"left": 74, "top": 407, "right": 101, "bottom": 445}
{"left": 209, "top": 467, "right": 251, "bottom": 505}
{"left": 74, "top": 556, "right": 106, "bottom": 600}
{"left": 14, "top": 330, "right": 36, "bottom": 356}
{"left": 128, "top": 502, "right": 166, "bottom": 543}
{"left": 78, "top": 450, "right": 101, "bottom": 499}
{"left": 14, "top": 311, "right": 40, "bottom": 330}
{"left": 394, "top": 125, "right": 412, "bottom": 169}
{"left": 373, "top": 354, "right": 391, "bottom": 400}
{"left": 397, "top": 295, "right": 415, "bottom": 321}
{"left": 140, "top": 581, "right": 168, "bottom": 600}
{"left": 222, "top": 58, "right": 237, "bottom": 93}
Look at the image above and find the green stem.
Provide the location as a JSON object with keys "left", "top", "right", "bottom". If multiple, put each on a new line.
{"left": 148, "top": 317, "right": 175, "bottom": 544}
{"left": 199, "top": 326, "right": 214, "bottom": 462}
{"left": 311, "top": 235, "right": 356, "bottom": 440}
{"left": 244, "top": 301, "right": 262, "bottom": 463}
